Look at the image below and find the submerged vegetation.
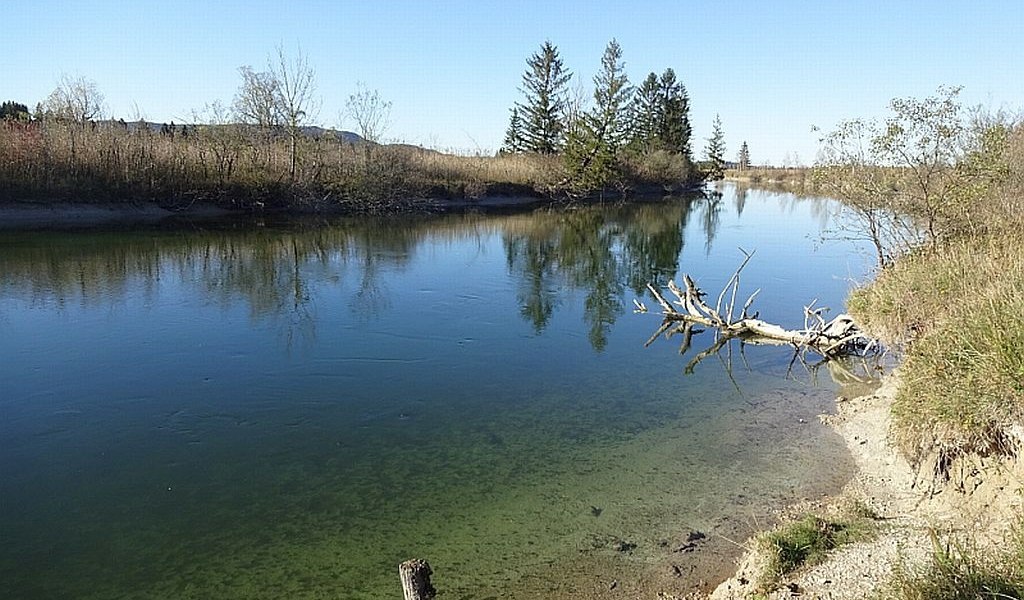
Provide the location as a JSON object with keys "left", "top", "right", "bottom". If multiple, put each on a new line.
{"left": 1, "top": 41, "right": 709, "bottom": 212}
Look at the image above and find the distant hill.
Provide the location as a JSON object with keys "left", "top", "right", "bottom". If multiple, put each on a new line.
{"left": 98, "top": 119, "right": 365, "bottom": 144}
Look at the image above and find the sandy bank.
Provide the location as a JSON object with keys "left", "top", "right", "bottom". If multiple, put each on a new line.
{"left": 710, "top": 373, "right": 1024, "bottom": 599}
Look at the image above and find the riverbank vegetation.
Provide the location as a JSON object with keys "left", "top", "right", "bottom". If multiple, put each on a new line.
{"left": 824, "top": 87, "right": 1023, "bottom": 463}
{"left": 756, "top": 503, "right": 877, "bottom": 592}
{"left": 884, "top": 528, "right": 1024, "bottom": 600}
{"left": 816, "top": 87, "right": 1024, "bottom": 596}
{"left": 1, "top": 41, "right": 709, "bottom": 212}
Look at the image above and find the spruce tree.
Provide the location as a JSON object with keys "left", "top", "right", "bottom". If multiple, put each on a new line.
{"left": 502, "top": 106, "right": 525, "bottom": 153}
{"left": 703, "top": 114, "right": 726, "bottom": 180}
{"left": 629, "top": 73, "right": 660, "bottom": 153}
{"left": 738, "top": 141, "right": 750, "bottom": 170}
{"left": 564, "top": 39, "right": 632, "bottom": 192}
{"left": 590, "top": 39, "right": 632, "bottom": 151}
{"left": 657, "top": 69, "right": 691, "bottom": 158}
{"left": 517, "top": 41, "right": 572, "bottom": 154}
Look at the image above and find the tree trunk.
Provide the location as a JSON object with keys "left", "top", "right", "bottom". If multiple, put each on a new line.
{"left": 399, "top": 559, "right": 436, "bottom": 600}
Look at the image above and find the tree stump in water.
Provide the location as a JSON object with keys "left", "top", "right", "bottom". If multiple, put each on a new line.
{"left": 399, "top": 559, "right": 436, "bottom": 600}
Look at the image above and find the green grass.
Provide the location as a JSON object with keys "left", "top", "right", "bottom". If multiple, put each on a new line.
{"left": 757, "top": 503, "right": 877, "bottom": 590}
{"left": 883, "top": 529, "right": 1024, "bottom": 600}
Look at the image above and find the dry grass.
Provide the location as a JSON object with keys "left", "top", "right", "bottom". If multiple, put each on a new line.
{"left": 725, "top": 167, "right": 815, "bottom": 193}
{"left": 846, "top": 125, "right": 1024, "bottom": 464}
{"left": 882, "top": 528, "right": 1024, "bottom": 600}
{"left": 0, "top": 121, "right": 568, "bottom": 209}
{"left": 0, "top": 120, "right": 696, "bottom": 209}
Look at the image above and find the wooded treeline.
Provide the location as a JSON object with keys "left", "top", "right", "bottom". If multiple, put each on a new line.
{"left": 0, "top": 42, "right": 723, "bottom": 211}
{"left": 501, "top": 40, "right": 725, "bottom": 194}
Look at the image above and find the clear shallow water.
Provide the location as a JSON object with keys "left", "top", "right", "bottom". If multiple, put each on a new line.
{"left": 0, "top": 185, "right": 869, "bottom": 599}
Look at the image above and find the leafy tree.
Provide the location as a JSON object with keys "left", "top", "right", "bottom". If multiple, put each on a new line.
{"left": 564, "top": 39, "right": 632, "bottom": 192}
{"left": 738, "top": 141, "right": 750, "bottom": 170}
{"left": 502, "top": 106, "right": 525, "bottom": 153}
{"left": 516, "top": 41, "right": 572, "bottom": 154}
{"left": 814, "top": 86, "right": 1001, "bottom": 268}
{"left": 0, "top": 101, "right": 30, "bottom": 121}
{"left": 43, "top": 74, "right": 105, "bottom": 122}
{"left": 703, "top": 114, "right": 726, "bottom": 180}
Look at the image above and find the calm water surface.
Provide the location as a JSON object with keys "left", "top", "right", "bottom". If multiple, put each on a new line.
{"left": 0, "top": 185, "right": 870, "bottom": 599}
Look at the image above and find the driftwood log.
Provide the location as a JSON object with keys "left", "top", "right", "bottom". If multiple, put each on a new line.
{"left": 640, "top": 251, "right": 876, "bottom": 369}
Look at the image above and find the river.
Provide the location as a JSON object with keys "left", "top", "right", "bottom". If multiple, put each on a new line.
{"left": 0, "top": 184, "right": 870, "bottom": 599}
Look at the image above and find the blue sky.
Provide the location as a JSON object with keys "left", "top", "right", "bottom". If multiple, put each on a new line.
{"left": 3, "top": 1, "right": 1022, "bottom": 164}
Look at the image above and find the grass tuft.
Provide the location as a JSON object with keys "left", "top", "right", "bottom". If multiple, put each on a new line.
{"left": 883, "top": 528, "right": 1024, "bottom": 600}
{"left": 757, "top": 503, "right": 876, "bottom": 591}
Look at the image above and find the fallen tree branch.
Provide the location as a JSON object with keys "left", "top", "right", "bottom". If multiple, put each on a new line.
{"left": 641, "top": 255, "right": 878, "bottom": 362}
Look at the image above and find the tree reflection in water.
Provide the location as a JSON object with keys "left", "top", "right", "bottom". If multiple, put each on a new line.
{"left": 503, "top": 196, "right": 704, "bottom": 350}
{"left": 0, "top": 196, "right": 724, "bottom": 353}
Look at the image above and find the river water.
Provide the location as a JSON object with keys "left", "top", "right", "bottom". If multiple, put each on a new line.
{"left": 0, "top": 185, "right": 870, "bottom": 599}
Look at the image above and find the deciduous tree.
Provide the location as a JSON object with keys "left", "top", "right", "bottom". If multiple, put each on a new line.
{"left": 43, "top": 74, "right": 105, "bottom": 122}
{"left": 232, "top": 66, "right": 281, "bottom": 128}
{"left": 271, "top": 44, "right": 319, "bottom": 180}
{"left": 345, "top": 82, "right": 391, "bottom": 143}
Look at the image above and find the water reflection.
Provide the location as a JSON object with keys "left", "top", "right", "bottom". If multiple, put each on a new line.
{"left": 1, "top": 198, "right": 709, "bottom": 352}
{"left": 504, "top": 199, "right": 695, "bottom": 350}
{"left": 0, "top": 187, "right": 863, "bottom": 600}
{"left": 0, "top": 190, "right": 840, "bottom": 356}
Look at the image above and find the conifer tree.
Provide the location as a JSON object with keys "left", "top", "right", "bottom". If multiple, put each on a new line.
{"left": 502, "top": 106, "right": 525, "bottom": 153}
{"left": 738, "top": 141, "right": 750, "bottom": 170}
{"left": 629, "top": 73, "right": 660, "bottom": 153}
{"left": 657, "top": 69, "right": 691, "bottom": 158}
{"left": 564, "top": 39, "right": 632, "bottom": 191}
{"left": 703, "top": 114, "right": 726, "bottom": 180}
{"left": 516, "top": 41, "right": 572, "bottom": 154}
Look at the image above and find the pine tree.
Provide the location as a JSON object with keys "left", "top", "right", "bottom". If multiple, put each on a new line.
{"left": 517, "top": 41, "right": 572, "bottom": 154}
{"left": 703, "top": 114, "right": 726, "bottom": 180}
{"left": 502, "top": 106, "right": 525, "bottom": 153}
{"left": 738, "top": 141, "right": 750, "bottom": 170}
{"left": 564, "top": 39, "right": 632, "bottom": 192}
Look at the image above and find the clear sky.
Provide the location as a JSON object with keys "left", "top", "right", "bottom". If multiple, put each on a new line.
{"left": 3, "top": 1, "right": 1022, "bottom": 164}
